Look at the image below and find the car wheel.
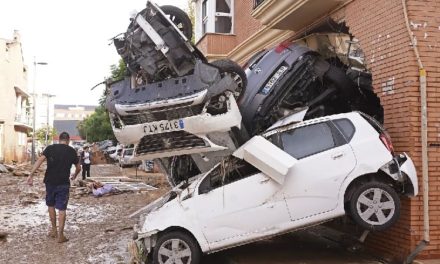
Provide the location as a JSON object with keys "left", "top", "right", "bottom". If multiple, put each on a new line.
{"left": 210, "top": 59, "right": 248, "bottom": 101}
{"left": 161, "top": 5, "right": 193, "bottom": 41}
{"left": 153, "top": 231, "right": 201, "bottom": 264}
{"left": 349, "top": 181, "right": 400, "bottom": 231}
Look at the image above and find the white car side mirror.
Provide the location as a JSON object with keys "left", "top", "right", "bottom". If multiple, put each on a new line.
{"left": 233, "top": 136, "right": 297, "bottom": 184}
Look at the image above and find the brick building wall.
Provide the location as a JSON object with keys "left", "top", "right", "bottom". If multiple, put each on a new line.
{"left": 234, "top": 0, "right": 262, "bottom": 46}
{"left": 337, "top": 0, "right": 440, "bottom": 260}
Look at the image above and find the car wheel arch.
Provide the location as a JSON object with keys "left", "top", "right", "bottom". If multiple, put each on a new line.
{"left": 158, "top": 226, "right": 204, "bottom": 252}
{"left": 343, "top": 171, "right": 399, "bottom": 206}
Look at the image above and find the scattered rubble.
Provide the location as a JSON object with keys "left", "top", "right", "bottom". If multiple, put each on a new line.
{"left": 0, "top": 164, "right": 8, "bottom": 173}
{"left": 90, "top": 145, "right": 109, "bottom": 164}
{"left": 0, "top": 162, "right": 45, "bottom": 177}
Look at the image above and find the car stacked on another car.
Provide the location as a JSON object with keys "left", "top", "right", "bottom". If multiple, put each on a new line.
{"left": 130, "top": 111, "right": 418, "bottom": 264}
{"left": 105, "top": 0, "right": 247, "bottom": 165}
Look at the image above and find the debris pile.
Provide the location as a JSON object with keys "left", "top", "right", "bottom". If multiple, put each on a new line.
{"left": 105, "top": 2, "right": 385, "bottom": 186}
{"left": 0, "top": 164, "right": 8, "bottom": 173}
{"left": 0, "top": 162, "right": 45, "bottom": 177}
{"left": 71, "top": 177, "right": 156, "bottom": 199}
{"left": 90, "top": 145, "right": 108, "bottom": 165}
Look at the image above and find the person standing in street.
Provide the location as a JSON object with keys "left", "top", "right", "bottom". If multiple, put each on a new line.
{"left": 27, "top": 132, "right": 80, "bottom": 243}
{"left": 81, "top": 145, "right": 92, "bottom": 179}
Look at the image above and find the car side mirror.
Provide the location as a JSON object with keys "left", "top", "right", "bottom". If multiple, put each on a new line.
{"left": 233, "top": 136, "right": 297, "bottom": 184}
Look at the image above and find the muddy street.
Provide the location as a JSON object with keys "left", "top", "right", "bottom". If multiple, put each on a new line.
{"left": 0, "top": 163, "right": 382, "bottom": 264}
{"left": 0, "top": 164, "right": 169, "bottom": 264}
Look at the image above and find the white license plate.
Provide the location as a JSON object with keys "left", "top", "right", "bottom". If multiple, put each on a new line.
{"left": 143, "top": 119, "right": 184, "bottom": 135}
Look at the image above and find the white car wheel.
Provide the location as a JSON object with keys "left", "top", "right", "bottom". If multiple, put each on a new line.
{"left": 349, "top": 181, "right": 400, "bottom": 231}
{"left": 153, "top": 231, "right": 201, "bottom": 264}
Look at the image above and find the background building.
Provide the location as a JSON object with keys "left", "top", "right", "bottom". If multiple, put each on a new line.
{"left": 34, "top": 92, "right": 55, "bottom": 131}
{"left": 53, "top": 104, "right": 96, "bottom": 142}
{"left": 0, "top": 31, "right": 31, "bottom": 163}
{"left": 195, "top": 0, "right": 440, "bottom": 261}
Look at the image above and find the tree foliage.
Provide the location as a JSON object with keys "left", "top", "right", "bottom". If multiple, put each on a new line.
{"left": 186, "top": 0, "right": 196, "bottom": 44}
{"left": 35, "top": 126, "right": 57, "bottom": 144}
{"left": 110, "top": 59, "right": 127, "bottom": 81}
{"left": 77, "top": 106, "right": 115, "bottom": 142}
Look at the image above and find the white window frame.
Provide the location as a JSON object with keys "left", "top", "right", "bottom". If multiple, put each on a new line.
{"left": 196, "top": 0, "right": 234, "bottom": 42}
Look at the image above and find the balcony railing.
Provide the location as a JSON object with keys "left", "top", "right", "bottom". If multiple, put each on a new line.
{"left": 254, "top": 0, "right": 266, "bottom": 9}
{"left": 15, "top": 114, "right": 32, "bottom": 127}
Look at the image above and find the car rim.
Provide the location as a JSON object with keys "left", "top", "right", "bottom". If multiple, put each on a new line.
{"left": 222, "top": 72, "right": 244, "bottom": 99}
{"left": 158, "top": 238, "right": 192, "bottom": 264}
{"left": 166, "top": 15, "right": 189, "bottom": 38}
{"left": 356, "top": 187, "right": 395, "bottom": 226}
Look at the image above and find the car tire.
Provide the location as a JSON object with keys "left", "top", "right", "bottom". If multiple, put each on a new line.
{"left": 210, "top": 59, "right": 248, "bottom": 101}
{"left": 349, "top": 181, "right": 400, "bottom": 231}
{"left": 161, "top": 5, "right": 193, "bottom": 41}
{"left": 153, "top": 231, "right": 201, "bottom": 264}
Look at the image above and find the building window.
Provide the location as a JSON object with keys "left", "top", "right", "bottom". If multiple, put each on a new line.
{"left": 215, "top": 0, "right": 233, "bottom": 34}
{"left": 202, "top": 0, "right": 208, "bottom": 35}
{"left": 197, "top": 0, "right": 234, "bottom": 40}
{"left": 18, "top": 132, "right": 26, "bottom": 146}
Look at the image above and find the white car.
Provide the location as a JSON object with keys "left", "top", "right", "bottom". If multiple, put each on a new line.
{"left": 130, "top": 112, "right": 418, "bottom": 264}
{"left": 119, "top": 148, "right": 142, "bottom": 168}
{"left": 110, "top": 92, "right": 242, "bottom": 161}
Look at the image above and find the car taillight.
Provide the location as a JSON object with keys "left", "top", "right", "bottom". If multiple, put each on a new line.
{"left": 275, "top": 41, "right": 291, "bottom": 53}
{"left": 380, "top": 132, "right": 395, "bottom": 155}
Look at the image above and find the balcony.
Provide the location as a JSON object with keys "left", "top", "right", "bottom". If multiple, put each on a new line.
{"left": 196, "top": 33, "right": 237, "bottom": 61}
{"left": 14, "top": 114, "right": 33, "bottom": 130}
{"left": 252, "top": 0, "right": 349, "bottom": 31}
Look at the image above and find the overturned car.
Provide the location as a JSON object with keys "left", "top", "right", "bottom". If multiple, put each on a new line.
{"left": 129, "top": 111, "right": 418, "bottom": 264}
{"left": 106, "top": 1, "right": 246, "bottom": 165}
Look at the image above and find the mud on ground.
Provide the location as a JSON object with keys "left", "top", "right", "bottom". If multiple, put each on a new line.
{"left": 0, "top": 164, "right": 169, "bottom": 264}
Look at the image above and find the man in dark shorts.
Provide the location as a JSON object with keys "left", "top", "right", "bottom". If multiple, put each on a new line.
{"left": 27, "top": 132, "right": 81, "bottom": 243}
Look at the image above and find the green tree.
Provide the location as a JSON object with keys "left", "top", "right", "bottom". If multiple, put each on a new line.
{"left": 35, "top": 126, "right": 57, "bottom": 144}
{"left": 110, "top": 59, "right": 127, "bottom": 81}
{"left": 77, "top": 106, "right": 115, "bottom": 142}
{"left": 186, "top": 0, "right": 196, "bottom": 44}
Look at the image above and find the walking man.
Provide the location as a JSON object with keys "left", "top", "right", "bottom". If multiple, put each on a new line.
{"left": 81, "top": 145, "right": 92, "bottom": 179}
{"left": 27, "top": 132, "right": 80, "bottom": 243}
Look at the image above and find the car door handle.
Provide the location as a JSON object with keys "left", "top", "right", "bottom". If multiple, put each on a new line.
{"left": 331, "top": 152, "right": 344, "bottom": 160}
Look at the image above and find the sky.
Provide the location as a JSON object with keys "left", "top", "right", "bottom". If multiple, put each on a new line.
{"left": 0, "top": 0, "right": 188, "bottom": 106}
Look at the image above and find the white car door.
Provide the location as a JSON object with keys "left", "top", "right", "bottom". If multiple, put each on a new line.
{"left": 275, "top": 120, "right": 357, "bottom": 221}
{"left": 195, "top": 159, "right": 290, "bottom": 245}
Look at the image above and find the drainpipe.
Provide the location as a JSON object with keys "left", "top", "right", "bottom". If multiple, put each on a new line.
{"left": 401, "top": 0, "right": 430, "bottom": 262}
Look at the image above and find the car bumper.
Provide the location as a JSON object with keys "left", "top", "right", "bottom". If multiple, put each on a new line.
{"left": 398, "top": 153, "right": 418, "bottom": 196}
{"left": 112, "top": 94, "right": 242, "bottom": 159}
{"left": 115, "top": 89, "right": 207, "bottom": 116}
